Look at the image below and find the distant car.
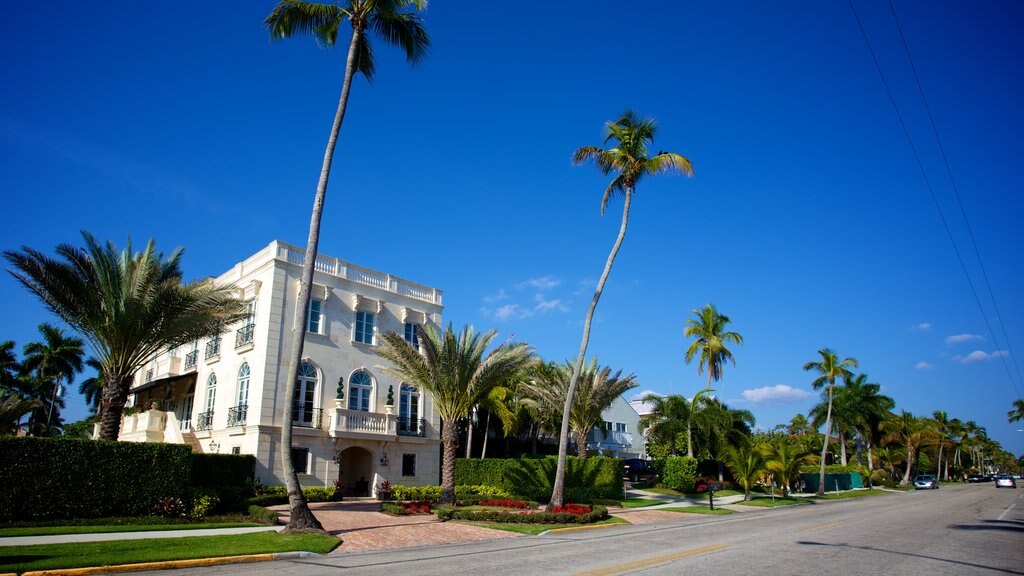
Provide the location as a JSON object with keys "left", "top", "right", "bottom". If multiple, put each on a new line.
{"left": 967, "top": 474, "right": 990, "bottom": 483}
{"left": 995, "top": 475, "right": 1017, "bottom": 489}
{"left": 913, "top": 475, "right": 938, "bottom": 490}
{"left": 623, "top": 458, "right": 657, "bottom": 482}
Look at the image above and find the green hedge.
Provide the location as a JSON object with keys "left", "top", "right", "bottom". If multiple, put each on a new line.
{"left": 247, "top": 486, "right": 338, "bottom": 507}
{"left": 390, "top": 484, "right": 512, "bottom": 502}
{"left": 191, "top": 454, "right": 256, "bottom": 487}
{"left": 435, "top": 505, "right": 609, "bottom": 524}
{"left": 661, "top": 456, "right": 699, "bottom": 492}
{"left": 0, "top": 437, "right": 192, "bottom": 520}
{"left": 454, "top": 456, "right": 624, "bottom": 502}
{"left": 799, "top": 464, "right": 863, "bottom": 474}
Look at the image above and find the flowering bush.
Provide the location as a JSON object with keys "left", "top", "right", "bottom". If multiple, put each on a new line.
{"left": 402, "top": 500, "right": 432, "bottom": 514}
{"left": 479, "top": 499, "right": 531, "bottom": 509}
{"left": 550, "top": 503, "right": 591, "bottom": 515}
{"left": 190, "top": 494, "right": 220, "bottom": 520}
{"left": 436, "top": 505, "right": 609, "bottom": 524}
{"left": 153, "top": 497, "right": 187, "bottom": 518}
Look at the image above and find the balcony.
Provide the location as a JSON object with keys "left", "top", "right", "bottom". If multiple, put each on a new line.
{"left": 235, "top": 324, "right": 255, "bottom": 349}
{"left": 397, "top": 417, "right": 427, "bottom": 437}
{"left": 205, "top": 336, "right": 221, "bottom": 360}
{"left": 227, "top": 404, "right": 248, "bottom": 427}
{"left": 195, "top": 411, "right": 214, "bottom": 432}
{"left": 183, "top": 350, "right": 199, "bottom": 371}
{"left": 293, "top": 408, "right": 324, "bottom": 429}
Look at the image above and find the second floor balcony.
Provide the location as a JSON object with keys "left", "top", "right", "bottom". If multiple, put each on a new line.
{"left": 227, "top": 404, "right": 248, "bottom": 427}
{"left": 397, "top": 417, "right": 427, "bottom": 437}
{"left": 183, "top": 350, "right": 199, "bottom": 370}
{"left": 235, "top": 324, "right": 255, "bottom": 349}
{"left": 195, "top": 411, "right": 214, "bottom": 432}
{"left": 205, "top": 336, "right": 221, "bottom": 360}
{"left": 293, "top": 408, "right": 324, "bottom": 430}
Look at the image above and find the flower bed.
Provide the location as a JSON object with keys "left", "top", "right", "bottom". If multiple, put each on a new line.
{"left": 435, "top": 505, "right": 608, "bottom": 525}
{"left": 550, "top": 503, "right": 590, "bottom": 515}
{"left": 478, "top": 499, "right": 532, "bottom": 509}
{"left": 379, "top": 500, "right": 433, "bottom": 516}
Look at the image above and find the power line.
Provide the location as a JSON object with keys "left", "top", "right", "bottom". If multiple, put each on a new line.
{"left": 846, "top": 0, "right": 1022, "bottom": 399}
{"left": 885, "top": 0, "right": 1024, "bottom": 395}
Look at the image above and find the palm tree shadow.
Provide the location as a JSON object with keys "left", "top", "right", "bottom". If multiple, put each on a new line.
{"left": 797, "top": 541, "right": 1024, "bottom": 575}
{"left": 948, "top": 523, "right": 1024, "bottom": 533}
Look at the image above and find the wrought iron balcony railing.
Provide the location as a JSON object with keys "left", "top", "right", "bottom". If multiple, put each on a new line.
{"left": 397, "top": 417, "right": 427, "bottom": 437}
{"left": 184, "top": 350, "right": 199, "bottom": 370}
{"left": 292, "top": 408, "right": 323, "bottom": 429}
{"left": 227, "top": 404, "right": 248, "bottom": 427}
{"left": 195, "top": 411, "right": 214, "bottom": 431}
{"left": 235, "top": 324, "right": 255, "bottom": 348}
{"left": 205, "top": 336, "right": 221, "bottom": 359}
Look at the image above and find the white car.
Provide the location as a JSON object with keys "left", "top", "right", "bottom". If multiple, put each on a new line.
{"left": 995, "top": 475, "right": 1017, "bottom": 488}
{"left": 913, "top": 475, "right": 938, "bottom": 490}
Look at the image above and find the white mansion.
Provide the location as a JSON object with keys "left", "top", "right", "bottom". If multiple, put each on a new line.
{"left": 118, "top": 241, "right": 444, "bottom": 497}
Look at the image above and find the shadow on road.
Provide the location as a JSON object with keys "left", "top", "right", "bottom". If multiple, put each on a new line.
{"left": 797, "top": 541, "right": 1024, "bottom": 575}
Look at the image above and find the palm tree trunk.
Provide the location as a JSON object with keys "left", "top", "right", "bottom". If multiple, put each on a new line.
{"left": 900, "top": 444, "right": 914, "bottom": 486}
{"left": 440, "top": 418, "right": 458, "bottom": 504}
{"left": 839, "top": 430, "right": 847, "bottom": 466}
{"left": 279, "top": 26, "right": 363, "bottom": 535}
{"left": 936, "top": 443, "right": 943, "bottom": 479}
{"left": 465, "top": 415, "right": 474, "bottom": 458}
{"left": 686, "top": 420, "right": 694, "bottom": 458}
{"left": 480, "top": 412, "right": 491, "bottom": 459}
{"left": 549, "top": 188, "right": 633, "bottom": 510}
{"left": 98, "top": 374, "right": 131, "bottom": 441}
{"left": 817, "top": 379, "right": 834, "bottom": 496}
{"left": 576, "top": 430, "right": 588, "bottom": 458}
{"left": 705, "top": 371, "right": 712, "bottom": 391}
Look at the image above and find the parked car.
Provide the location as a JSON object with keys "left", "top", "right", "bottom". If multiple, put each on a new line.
{"left": 967, "top": 474, "right": 989, "bottom": 483}
{"left": 995, "top": 475, "right": 1017, "bottom": 489}
{"left": 623, "top": 458, "right": 657, "bottom": 482}
{"left": 913, "top": 475, "right": 938, "bottom": 490}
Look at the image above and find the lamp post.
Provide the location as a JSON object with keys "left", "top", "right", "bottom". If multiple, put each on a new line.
{"left": 209, "top": 440, "right": 219, "bottom": 454}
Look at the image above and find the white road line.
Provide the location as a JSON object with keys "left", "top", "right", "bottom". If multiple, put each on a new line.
{"left": 997, "top": 503, "right": 1016, "bottom": 521}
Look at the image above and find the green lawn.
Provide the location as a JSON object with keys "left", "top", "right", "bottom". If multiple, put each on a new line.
{"left": 814, "top": 489, "right": 889, "bottom": 500}
{"left": 659, "top": 506, "right": 734, "bottom": 515}
{"left": 738, "top": 497, "right": 810, "bottom": 508}
{"left": 0, "top": 522, "right": 262, "bottom": 538}
{"left": 0, "top": 532, "right": 339, "bottom": 573}
{"left": 472, "top": 516, "right": 629, "bottom": 535}
{"left": 619, "top": 498, "right": 667, "bottom": 508}
{"left": 641, "top": 487, "right": 743, "bottom": 498}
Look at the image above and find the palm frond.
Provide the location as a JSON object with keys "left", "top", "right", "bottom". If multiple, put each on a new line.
{"left": 264, "top": 0, "right": 343, "bottom": 46}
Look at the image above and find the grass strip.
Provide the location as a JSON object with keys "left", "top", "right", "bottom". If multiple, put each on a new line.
{"left": 736, "top": 498, "right": 809, "bottom": 508}
{"left": 659, "top": 506, "right": 734, "bottom": 515}
{"left": 0, "top": 523, "right": 262, "bottom": 538}
{"left": 815, "top": 489, "right": 888, "bottom": 500}
{"left": 619, "top": 499, "right": 667, "bottom": 508}
{"left": 0, "top": 532, "right": 339, "bottom": 573}
{"left": 471, "top": 516, "right": 628, "bottom": 536}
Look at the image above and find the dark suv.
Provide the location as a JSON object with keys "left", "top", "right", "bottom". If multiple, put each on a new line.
{"left": 623, "top": 458, "right": 657, "bottom": 482}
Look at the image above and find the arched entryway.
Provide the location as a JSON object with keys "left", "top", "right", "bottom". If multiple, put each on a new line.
{"left": 337, "top": 446, "right": 373, "bottom": 497}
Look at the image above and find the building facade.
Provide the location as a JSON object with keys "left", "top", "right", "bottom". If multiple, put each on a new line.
{"left": 586, "top": 396, "right": 644, "bottom": 458}
{"left": 118, "top": 240, "right": 444, "bottom": 497}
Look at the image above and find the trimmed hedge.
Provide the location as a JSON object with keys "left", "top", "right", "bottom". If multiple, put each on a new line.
{"left": 435, "top": 505, "right": 609, "bottom": 524}
{"left": 799, "top": 464, "right": 863, "bottom": 474}
{"left": 454, "top": 456, "right": 624, "bottom": 502}
{"left": 247, "top": 486, "right": 337, "bottom": 507}
{"left": 661, "top": 456, "right": 699, "bottom": 493}
{"left": 0, "top": 437, "right": 191, "bottom": 520}
{"left": 191, "top": 454, "right": 256, "bottom": 487}
{"left": 391, "top": 484, "right": 512, "bottom": 502}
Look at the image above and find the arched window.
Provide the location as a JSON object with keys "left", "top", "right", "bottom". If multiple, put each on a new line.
{"left": 205, "top": 373, "right": 217, "bottom": 412}
{"left": 236, "top": 363, "right": 250, "bottom": 406}
{"left": 349, "top": 371, "right": 373, "bottom": 412}
{"left": 293, "top": 362, "right": 318, "bottom": 425}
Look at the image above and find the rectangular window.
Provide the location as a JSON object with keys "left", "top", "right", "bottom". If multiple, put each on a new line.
{"left": 404, "top": 323, "right": 419, "bottom": 347}
{"left": 231, "top": 447, "right": 241, "bottom": 455}
{"left": 615, "top": 422, "right": 627, "bottom": 433}
{"left": 307, "top": 299, "right": 323, "bottom": 334}
{"left": 290, "top": 447, "right": 310, "bottom": 475}
{"left": 402, "top": 453, "right": 416, "bottom": 477}
{"left": 355, "top": 311, "right": 375, "bottom": 344}
{"left": 604, "top": 421, "right": 612, "bottom": 431}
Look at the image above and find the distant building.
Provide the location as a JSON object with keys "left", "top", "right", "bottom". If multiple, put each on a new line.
{"left": 117, "top": 240, "right": 444, "bottom": 497}
{"left": 586, "top": 396, "right": 644, "bottom": 458}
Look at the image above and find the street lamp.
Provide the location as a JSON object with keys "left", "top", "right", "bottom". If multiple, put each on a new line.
{"left": 209, "top": 440, "right": 219, "bottom": 454}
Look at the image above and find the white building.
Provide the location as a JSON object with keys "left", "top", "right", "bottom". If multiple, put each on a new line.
{"left": 586, "top": 396, "right": 644, "bottom": 458}
{"left": 118, "top": 241, "right": 443, "bottom": 497}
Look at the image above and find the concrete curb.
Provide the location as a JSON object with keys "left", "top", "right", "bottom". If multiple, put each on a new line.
{"left": 18, "top": 551, "right": 320, "bottom": 576}
{"left": 542, "top": 522, "right": 628, "bottom": 536}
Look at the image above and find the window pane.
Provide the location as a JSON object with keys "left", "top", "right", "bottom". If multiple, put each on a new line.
{"left": 402, "top": 453, "right": 416, "bottom": 477}
{"left": 307, "top": 300, "right": 321, "bottom": 333}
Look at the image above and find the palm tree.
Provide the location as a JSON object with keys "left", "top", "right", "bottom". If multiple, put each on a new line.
{"left": 880, "top": 411, "right": 938, "bottom": 486}
{"left": 478, "top": 384, "right": 518, "bottom": 459}
{"left": 378, "top": 324, "right": 532, "bottom": 504}
{"left": 3, "top": 233, "right": 245, "bottom": 441}
{"left": 78, "top": 358, "right": 105, "bottom": 419}
{"left": 21, "top": 323, "right": 85, "bottom": 435}
{"left": 264, "top": 0, "right": 429, "bottom": 532}
{"left": 760, "top": 440, "right": 815, "bottom": 497}
{"left": 839, "top": 374, "right": 893, "bottom": 474}
{"left": 803, "top": 348, "right": 858, "bottom": 496}
{"left": 684, "top": 304, "right": 743, "bottom": 391}
{"left": 724, "top": 442, "right": 766, "bottom": 501}
{"left": 1009, "top": 399, "right": 1024, "bottom": 423}
{"left": 931, "top": 410, "right": 952, "bottom": 482}
{"left": 0, "top": 395, "right": 40, "bottom": 435}
{"left": 550, "top": 111, "right": 693, "bottom": 509}
{"left": 0, "top": 341, "right": 19, "bottom": 396}
{"left": 692, "top": 398, "right": 755, "bottom": 480}
{"left": 639, "top": 394, "right": 690, "bottom": 457}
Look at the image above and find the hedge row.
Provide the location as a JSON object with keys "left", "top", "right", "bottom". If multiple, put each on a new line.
{"left": 390, "top": 484, "right": 512, "bottom": 502}
{"left": 799, "top": 464, "right": 864, "bottom": 474}
{"left": 661, "top": 456, "right": 699, "bottom": 492}
{"left": 247, "top": 486, "right": 338, "bottom": 507}
{"left": 435, "top": 505, "right": 609, "bottom": 524}
{"left": 454, "top": 456, "right": 624, "bottom": 502}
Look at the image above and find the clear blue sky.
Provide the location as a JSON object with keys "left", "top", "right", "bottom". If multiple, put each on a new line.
{"left": 2, "top": 1, "right": 1022, "bottom": 455}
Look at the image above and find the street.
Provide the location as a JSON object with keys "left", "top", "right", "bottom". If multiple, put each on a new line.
{"left": 133, "top": 484, "right": 1024, "bottom": 575}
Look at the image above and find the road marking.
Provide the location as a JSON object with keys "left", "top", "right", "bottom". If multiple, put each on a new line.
{"left": 797, "top": 520, "right": 842, "bottom": 532}
{"left": 997, "top": 503, "right": 1016, "bottom": 521}
{"left": 571, "top": 544, "right": 729, "bottom": 576}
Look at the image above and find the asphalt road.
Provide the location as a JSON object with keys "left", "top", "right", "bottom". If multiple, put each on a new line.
{"left": 135, "top": 484, "right": 1024, "bottom": 576}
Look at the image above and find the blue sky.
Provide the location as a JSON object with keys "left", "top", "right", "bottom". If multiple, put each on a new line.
{"left": 2, "top": 1, "right": 1022, "bottom": 455}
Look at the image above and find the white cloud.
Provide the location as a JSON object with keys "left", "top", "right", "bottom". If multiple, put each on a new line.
{"left": 955, "top": 350, "right": 1008, "bottom": 364}
{"left": 946, "top": 333, "right": 983, "bottom": 345}
{"left": 629, "top": 389, "right": 662, "bottom": 402}
{"left": 533, "top": 293, "right": 568, "bottom": 314}
{"left": 517, "top": 276, "right": 560, "bottom": 291}
{"left": 915, "top": 361, "right": 934, "bottom": 370}
{"left": 741, "top": 385, "right": 810, "bottom": 405}
{"left": 910, "top": 323, "right": 932, "bottom": 332}
{"left": 482, "top": 289, "right": 509, "bottom": 303}
{"left": 494, "top": 304, "right": 519, "bottom": 321}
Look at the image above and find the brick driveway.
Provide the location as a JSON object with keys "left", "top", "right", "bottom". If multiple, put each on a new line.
{"left": 273, "top": 501, "right": 521, "bottom": 553}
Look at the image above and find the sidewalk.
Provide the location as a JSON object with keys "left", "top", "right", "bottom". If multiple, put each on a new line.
{"left": 0, "top": 525, "right": 281, "bottom": 547}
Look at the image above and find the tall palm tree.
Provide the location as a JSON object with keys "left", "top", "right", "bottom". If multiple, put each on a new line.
{"left": 478, "top": 384, "right": 518, "bottom": 460}
{"left": 880, "top": 411, "right": 938, "bottom": 486}
{"left": 684, "top": 304, "right": 743, "bottom": 391}
{"left": 378, "top": 324, "right": 532, "bottom": 504}
{"left": 931, "top": 410, "right": 952, "bottom": 481}
{"left": 551, "top": 111, "right": 693, "bottom": 509}
{"left": 1009, "top": 399, "right": 1024, "bottom": 423}
{"left": 760, "top": 440, "right": 815, "bottom": 497}
{"left": 3, "top": 233, "right": 245, "bottom": 441}
{"left": 723, "top": 442, "right": 766, "bottom": 501}
{"left": 0, "top": 341, "right": 19, "bottom": 396}
{"left": 840, "top": 373, "right": 893, "bottom": 473}
{"left": 21, "top": 323, "right": 85, "bottom": 435}
{"left": 264, "top": 0, "right": 429, "bottom": 532}
{"left": 639, "top": 394, "right": 690, "bottom": 457}
{"left": 692, "top": 398, "right": 755, "bottom": 478}
{"left": 803, "top": 348, "right": 858, "bottom": 496}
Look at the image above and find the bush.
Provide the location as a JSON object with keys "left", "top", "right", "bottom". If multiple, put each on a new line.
{"left": 246, "top": 505, "right": 279, "bottom": 524}
{"left": 153, "top": 497, "right": 187, "bottom": 518}
{"left": 661, "top": 456, "right": 699, "bottom": 493}
{"left": 435, "top": 505, "right": 609, "bottom": 525}
{"left": 245, "top": 486, "right": 337, "bottom": 507}
{"left": 454, "top": 457, "right": 624, "bottom": 501}
{"left": 189, "top": 493, "right": 220, "bottom": 520}
{"left": 390, "top": 484, "right": 513, "bottom": 502}
{"left": 190, "top": 454, "right": 256, "bottom": 488}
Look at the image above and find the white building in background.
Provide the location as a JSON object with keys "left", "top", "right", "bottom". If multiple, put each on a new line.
{"left": 586, "top": 396, "right": 644, "bottom": 458}
{"left": 118, "top": 241, "right": 443, "bottom": 497}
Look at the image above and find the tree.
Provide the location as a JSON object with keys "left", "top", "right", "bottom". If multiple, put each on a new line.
{"left": 723, "top": 442, "right": 766, "bottom": 501}
{"left": 78, "top": 358, "right": 105, "bottom": 419}
{"left": 760, "top": 439, "right": 815, "bottom": 497}
{"left": 0, "top": 395, "right": 39, "bottom": 435}
{"left": 3, "top": 233, "right": 245, "bottom": 442}
{"left": 692, "top": 398, "right": 755, "bottom": 479}
{"left": 21, "top": 323, "right": 85, "bottom": 435}
{"left": 803, "top": 348, "right": 858, "bottom": 496}
{"left": 684, "top": 304, "right": 743, "bottom": 391}
{"left": 378, "top": 324, "right": 532, "bottom": 504}
{"left": 1009, "top": 399, "right": 1024, "bottom": 423}
{"left": 880, "top": 411, "right": 938, "bottom": 486}
{"left": 639, "top": 394, "right": 690, "bottom": 457}
{"left": 478, "top": 384, "right": 518, "bottom": 459}
{"left": 264, "top": 0, "right": 429, "bottom": 533}
{"left": 0, "top": 341, "right": 18, "bottom": 396}
{"left": 931, "top": 410, "right": 952, "bottom": 481}
{"left": 550, "top": 111, "right": 693, "bottom": 509}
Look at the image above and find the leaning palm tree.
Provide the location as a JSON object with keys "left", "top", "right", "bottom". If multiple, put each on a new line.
{"left": 723, "top": 442, "right": 766, "bottom": 501}
{"left": 880, "top": 411, "right": 938, "bottom": 486}
{"left": 684, "top": 304, "right": 743, "bottom": 391}
{"left": 378, "top": 324, "right": 532, "bottom": 504}
{"left": 21, "top": 323, "right": 84, "bottom": 435}
{"left": 760, "top": 440, "right": 815, "bottom": 497}
{"left": 265, "top": 0, "right": 429, "bottom": 532}
{"left": 478, "top": 384, "right": 518, "bottom": 460}
{"left": 803, "top": 348, "right": 858, "bottom": 496}
{"left": 550, "top": 111, "right": 693, "bottom": 508}
{"left": 1009, "top": 399, "right": 1024, "bottom": 423}
{"left": 3, "top": 233, "right": 246, "bottom": 442}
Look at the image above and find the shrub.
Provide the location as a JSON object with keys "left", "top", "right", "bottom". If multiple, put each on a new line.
{"left": 661, "top": 456, "right": 699, "bottom": 492}
{"left": 190, "top": 454, "right": 256, "bottom": 489}
{"left": 435, "top": 505, "right": 609, "bottom": 525}
{"left": 390, "top": 484, "right": 513, "bottom": 502}
{"left": 246, "top": 505, "right": 279, "bottom": 524}
{"left": 479, "top": 499, "right": 531, "bottom": 509}
{"left": 550, "top": 503, "right": 591, "bottom": 515}
{"left": 153, "top": 497, "right": 187, "bottom": 518}
{"left": 454, "top": 456, "right": 623, "bottom": 501}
